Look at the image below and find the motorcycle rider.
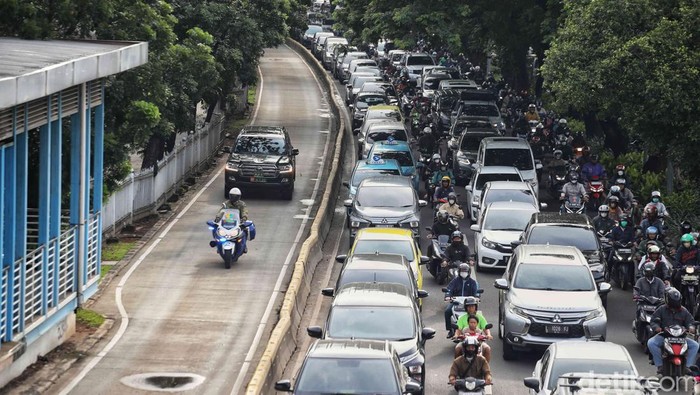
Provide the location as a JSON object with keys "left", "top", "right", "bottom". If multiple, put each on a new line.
{"left": 418, "top": 126, "right": 436, "bottom": 156}
{"left": 439, "top": 192, "right": 465, "bottom": 220}
{"left": 432, "top": 162, "right": 455, "bottom": 187}
{"left": 607, "top": 196, "right": 624, "bottom": 223}
{"left": 615, "top": 178, "right": 635, "bottom": 210}
{"left": 633, "top": 262, "right": 666, "bottom": 342}
{"left": 449, "top": 337, "right": 492, "bottom": 386}
{"left": 672, "top": 234, "right": 700, "bottom": 289}
{"left": 581, "top": 153, "right": 607, "bottom": 183}
{"left": 215, "top": 187, "right": 249, "bottom": 251}
{"left": 647, "top": 287, "right": 698, "bottom": 376}
{"left": 608, "top": 214, "right": 636, "bottom": 260}
{"left": 553, "top": 118, "right": 570, "bottom": 136}
{"left": 560, "top": 171, "right": 588, "bottom": 209}
{"left": 648, "top": 191, "right": 670, "bottom": 219}
{"left": 525, "top": 103, "right": 540, "bottom": 122}
{"left": 444, "top": 263, "right": 479, "bottom": 338}
{"left": 427, "top": 210, "right": 459, "bottom": 272}
{"left": 593, "top": 205, "right": 616, "bottom": 237}
{"left": 434, "top": 176, "right": 456, "bottom": 202}
{"left": 637, "top": 245, "right": 671, "bottom": 285}
{"left": 641, "top": 205, "right": 665, "bottom": 240}
{"left": 455, "top": 297, "right": 493, "bottom": 362}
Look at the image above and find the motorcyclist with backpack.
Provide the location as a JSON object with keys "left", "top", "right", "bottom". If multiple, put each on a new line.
{"left": 418, "top": 126, "right": 436, "bottom": 156}
{"left": 427, "top": 210, "right": 459, "bottom": 273}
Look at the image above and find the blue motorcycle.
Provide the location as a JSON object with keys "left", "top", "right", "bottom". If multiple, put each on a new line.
{"left": 207, "top": 209, "right": 256, "bottom": 268}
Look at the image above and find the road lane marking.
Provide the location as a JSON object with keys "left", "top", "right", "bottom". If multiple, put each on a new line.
{"left": 59, "top": 68, "right": 267, "bottom": 395}
{"left": 229, "top": 45, "right": 332, "bottom": 395}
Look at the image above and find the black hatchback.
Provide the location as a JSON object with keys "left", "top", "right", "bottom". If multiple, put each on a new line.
{"left": 225, "top": 125, "right": 299, "bottom": 200}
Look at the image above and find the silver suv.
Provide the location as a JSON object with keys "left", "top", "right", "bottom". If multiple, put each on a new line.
{"left": 494, "top": 245, "right": 611, "bottom": 360}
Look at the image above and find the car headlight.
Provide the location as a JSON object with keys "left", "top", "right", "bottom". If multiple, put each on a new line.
{"left": 353, "top": 111, "right": 364, "bottom": 119}
{"left": 481, "top": 237, "right": 496, "bottom": 250}
{"left": 585, "top": 308, "right": 604, "bottom": 320}
{"left": 408, "top": 365, "right": 422, "bottom": 374}
{"left": 279, "top": 164, "right": 293, "bottom": 172}
{"left": 409, "top": 221, "right": 419, "bottom": 228}
{"left": 278, "top": 156, "right": 290, "bottom": 164}
{"left": 472, "top": 194, "right": 480, "bottom": 204}
{"left": 350, "top": 221, "right": 360, "bottom": 228}
{"left": 508, "top": 305, "right": 530, "bottom": 319}
{"left": 226, "top": 162, "right": 240, "bottom": 171}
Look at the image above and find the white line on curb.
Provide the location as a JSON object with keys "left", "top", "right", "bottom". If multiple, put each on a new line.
{"left": 59, "top": 68, "right": 267, "bottom": 395}
{"left": 229, "top": 45, "right": 331, "bottom": 395}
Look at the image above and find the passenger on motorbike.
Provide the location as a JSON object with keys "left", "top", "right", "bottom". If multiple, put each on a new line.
{"left": 548, "top": 150, "right": 569, "bottom": 170}
{"left": 648, "top": 191, "right": 670, "bottom": 219}
{"left": 439, "top": 192, "right": 464, "bottom": 220}
{"left": 434, "top": 176, "right": 456, "bottom": 202}
{"left": 641, "top": 205, "right": 665, "bottom": 240}
{"left": 647, "top": 287, "right": 698, "bottom": 375}
{"left": 633, "top": 262, "right": 666, "bottom": 341}
{"left": 637, "top": 245, "right": 671, "bottom": 285}
{"left": 525, "top": 103, "right": 540, "bottom": 122}
{"left": 449, "top": 337, "right": 492, "bottom": 386}
{"left": 593, "top": 205, "right": 616, "bottom": 236}
{"left": 581, "top": 154, "right": 607, "bottom": 183}
{"left": 560, "top": 171, "right": 588, "bottom": 205}
{"left": 432, "top": 164, "right": 455, "bottom": 187}
{"left": 418, "top": 126, "right": 436, "bottom": 155}
{"left": 607, "top": 196, "right": 624, "bottom": 223}
{"left": 455, "top": 297, "right": 493, "bottom": 361}
{"left": 444, "top": 263, "right": 480, "bottom": 338}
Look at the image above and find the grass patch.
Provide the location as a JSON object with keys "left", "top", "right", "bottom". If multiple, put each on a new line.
{"left": 76, "top": 308, "right": 105, "bottom": 328}
{"left": 100, "top": 265, "right": 112, "bottom": 280}
{"left": 101, "top": 241, "right": 135, "bottom": 261}
{"left": 247, "top": 85, "right": 256, "bottom": 105}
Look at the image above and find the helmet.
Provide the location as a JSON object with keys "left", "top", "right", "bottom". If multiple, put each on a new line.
{"left": 666, "top": 287, "right": 682, "bottom": 309}
{"left": 609, "top": 185, "right": 621, "bottom": 196}
{"left": 598, "top": 204, "right": 610, "bottom": 214}
{"left": 423, "top": 126, "right": 432, "bottom": 134}
{"left": 643, "top": 262, "right": 655, "bottom": 278}
{"left": 536, "top": 122, "right": 544, "bottom": 130}
{"left": 615, "top": 164, "right": 626, "bottom": 174}
{"left": 451, "top": 230, "right": 464, "bottom": 242}
{"left": 681, "top": 233, "right": 694, "bottom": 244}
{"left": 441, "top": 175, "right": 451, "bottom": 184}
{"left": 553, "top": 149, "right": 562, "bottom": 159}
{"left": 437, "top": 210, "right": 449, "bottom": 223}
{"left": 615, "top": 178, "right": 626, "bottom": 186}
{"left": 462, "top": 336, "right": 479, "bottom": 358}
{"left": 651, "top": 190, "right": 661, "bottom": 198}
{"left": 646, "top": 226, "right": 658, "bottom": 237}
{"left": 559, "top": 118, "right": 568, "bottom": 126}
{"left": 681, "top": 221, "right": 693, "bottom": 235}
{"left": 528, "top": 103, "right": 536, "bottom": 111}
{"left": 645, "top": 204, "right": 658, "bottom": 218}
{"left": 590, "top": 154, "right": 599, "bottom": 161}
{"left": 447, "top": 192, "right": 458, "bottom": 204}
{"left": 463, "top": 296, "right": 479, "bottom": 310}
{"left": 647, "top": 245, "right": 660, "bottom": 254}
{"left": 569, "top": 171, "right": 579, "bottom": 182}
{"left": 229, "top": 187, "right": 242, "bottom": 202}
{"left": 432, "top": 153, "right": 441, "bottom": 162}
{"left": 458, "top": 262, "right": 470, "bottom": 278}
{"left": 608, "top": 195, "right": 620, "bottom": 206}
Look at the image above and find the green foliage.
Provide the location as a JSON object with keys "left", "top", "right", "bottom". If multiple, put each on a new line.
{"left": 101, "top": 240, "right": 136, "bottom": 261}
{"left": 76, "top": 308, "right": 105, "bottom": 328}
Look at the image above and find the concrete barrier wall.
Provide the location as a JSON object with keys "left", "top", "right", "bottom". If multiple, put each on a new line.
{"left": 245, "top": 38, "right": 348, "bottom": 394}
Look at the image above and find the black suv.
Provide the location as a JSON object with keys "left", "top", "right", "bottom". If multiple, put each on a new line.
{"left": 518, "top": 213, "right": 606, "bottom": 288}
{"left": 225, "top": 125, "right": 299, "bottom": 200}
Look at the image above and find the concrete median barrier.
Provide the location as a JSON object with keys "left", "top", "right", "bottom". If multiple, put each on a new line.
{"left": 245, "top": 38, "right": 348, "bottom": 394}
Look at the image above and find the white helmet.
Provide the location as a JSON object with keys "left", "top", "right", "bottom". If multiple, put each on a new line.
{"left": 229, "top": 187, "right": 242, "bottom": 202}
{"left": 423, "top": 126, "right": 432, "bottom": 134}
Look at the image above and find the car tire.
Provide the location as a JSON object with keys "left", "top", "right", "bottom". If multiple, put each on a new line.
{"left": 498, "top": 308, "right": 504, "bottom": 340}
{"left": 502, "top": 338, "right": 516, "bottom": 361}
{"left": 282, "top": 185, "right": 294, "bottom": 201}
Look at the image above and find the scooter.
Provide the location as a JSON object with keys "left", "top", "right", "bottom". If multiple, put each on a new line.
{"left": 207, "top": 209, "right": 256, "bottom": 269}
{"left": 587, "top": 175, "right": 606, "bottom": 211}
{"left": 679, "top": 265, "right": 700, "bottom": 318}
{"left": 560, "top": 194, "right": 585, "bottom": 214}
{"left": 658, "top": 324, "right": 696, "bottom": 381}
{"left": 548, "top": 165, "right": 568, "bottom": 197}
{"left": 451, "top": 378, "right": 492, "bottom": 395}
{"left": 632, "top": 291, "right": 663, "bottom": 352}
{"left": 426, "top": 228, "right": 450, "bottom": 283}
{"left": 610, "top": 241, "right": 635, "bottom": 290}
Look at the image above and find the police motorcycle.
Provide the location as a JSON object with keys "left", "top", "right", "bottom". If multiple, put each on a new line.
{"left": 207, "top": 209, "right": 256, "bottom": 269}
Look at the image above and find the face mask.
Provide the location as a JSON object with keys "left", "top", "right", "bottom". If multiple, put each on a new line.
{"left": 459, "top": 272, "right": 468, "bottom": 279}
{"left": 652, "top": 197, "right": 660, "bottom": 203}
{"left": 645, "top": 273, "right": 654, "bottom": 280}
{"left": 448, "top": 198, "right": 456, "bottom": 205}
{"left": 464, "top": 348, "right": 476, "bottom": 358}
{"left": 600, "top": 212, "right": 608, "bottom": 218}
{"left": 618, "top": 171, "right": 624, "bottom": 176}
{"left": 620, "top": 221, "right": 628, "bottom": 227}
{"left": 571, "top": 179, "right": 577, "bottom": 184}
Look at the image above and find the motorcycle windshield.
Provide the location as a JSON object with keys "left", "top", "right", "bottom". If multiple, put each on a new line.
{"left": 438, "top": 235, "right": 450, "bottom": 247}
{"left": 220, "top": 209, "right": 240, "bottom": 229}
{"left": 568, "top": 195, "right": 582, "bottom": 207}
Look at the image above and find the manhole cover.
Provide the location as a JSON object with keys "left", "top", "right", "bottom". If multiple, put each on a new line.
{"left": 121, "top": 373, "right": 205, "bottom": 392}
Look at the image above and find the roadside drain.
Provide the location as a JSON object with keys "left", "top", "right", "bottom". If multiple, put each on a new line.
{"left": 120, "top": 373, "right": 205, "bottom": 392}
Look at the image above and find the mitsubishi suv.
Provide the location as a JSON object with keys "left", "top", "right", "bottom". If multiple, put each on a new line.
{"left": 494, "top": 244, "right": 611, "bottom": 360}
{"left": 225, "top": 125, "right": 299, "bottom": 200}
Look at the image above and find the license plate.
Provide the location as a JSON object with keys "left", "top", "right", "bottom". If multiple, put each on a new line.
{"left": 618, "top": 249, "right": 632, "bottom": 253}
{"left": 545, "top": 325, "right": 569, "bottom": 334}
{"left": 667, "top": 337, "right": 686, "bottom": 344}
{"left": 222, "top": 241, "right": 234, "bottom": 249}
{"left": 250, "top": 176, "right": 267, "bottom": 183}
{"left": 682, "top": 275, "right": 698, "bottom": 282}
{"left": 376, "top": 224, "right": 394, "bottom": 228}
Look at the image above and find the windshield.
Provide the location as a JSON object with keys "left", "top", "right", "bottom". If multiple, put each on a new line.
{"left": 528, "top": 226, "right": 599, "bottom": 251}
{"left": 357, "top": 186, "right": 414, "bottom": 207}
{"left": 373, "top": 151, "right": 413, "bottom": 167}
{"left": 339, "top": 271, "right": 412, "bottom": 289}
{"left": 366, "top": 129, "right": 407, "bottom": 143}
{"left": 296, "top": 357, "right": 399, "bottom": 394}
{"left": 356, "top": 95, "right": 386, "bottom": 109}
{"left": 463, "top": 104, "right": 499, "bottom": 117}
{"left": 353, "top": 76, "right": 380, "bottom": 88}
{"left": 219, "top": 209, "right": 241, "bottom": 228}
{"left": 460, "top": 135, "right": 483, "bottom": 151}
{"left": 483, "top": 189, "right": 534, "bottom": 206}
{"left": 547, "top": 360, "right": 635, "bottom": 390}
{"left": 234, "top": 136, "right": 286, "bottom": 155}
{"left": 439, "top": 97, "right": 457, "bottom": 111}
{"left": 514, "top": 263, "right": 595, "bottom": 291}
{"left": 424, "top": 77, "right": 447, "bottom": 90}
{"left": 352, "top": 169, "right": 401, "bottom": 187}
{"left": 305, "top": 26, "right": 323, "bottom": 35}
{"left": 484, "top": 148, "right": 534, "bottom": 170}
{"left": 353, "top": 240, "right": 415, "bottom": 260}
{"left": 475, "top": 173, "right": 522, "bottom": 189}
{"left": 483, "top": 209, "right": 533, "bottom": 231}
{"left": 406, "top": 55, "right": 434, "bottom": 66}
{"left": 328, "top": 306, "right": 415, "bottom": 340}
{"left": 367, "top": 110, "right": 401, "bottom": 121}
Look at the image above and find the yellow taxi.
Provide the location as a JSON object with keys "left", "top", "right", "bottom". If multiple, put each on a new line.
{"left": 338, "top": 228, "right": 428, "bottom": 291}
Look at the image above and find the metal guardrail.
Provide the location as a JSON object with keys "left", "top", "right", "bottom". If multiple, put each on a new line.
{"left": 23, "top": 247, "right": 45, "bottom": 328}
{"left": 58, "top": 227, "right": 76, "bottom": 303}
{"left": 86, "top": 214, "right": 100, "bottom": 281}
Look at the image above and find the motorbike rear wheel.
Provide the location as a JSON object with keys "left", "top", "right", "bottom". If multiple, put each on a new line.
{"left": 686, "top": 291, "right": 697, "bottom": 318}
{"left": 437, "top": 268, "right": 448, "bottom": 285}
{"left": 619, "top": 264, "right": 628, "bottom": 291}
{"left": 223, "top": 249, "right": 232, "bottom": 269}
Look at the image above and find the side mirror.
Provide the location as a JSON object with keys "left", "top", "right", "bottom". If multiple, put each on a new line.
{"left": 471, "top": 201, "right": 480, "bottom": 208}
{"left": 348, "top": 104, "right": 354, "bottom": 109}
{"left": 335, "top": 254, "right": 347, "bottom": 263}
{"left": 536, "top": 162, "right": 543, "bottom": 170}
{"left": 274, "top": 379, "right": 293, "bottom": 392}
{"left": 342, "top": 181, "right": 350, "bottom": 188}
{"left": 484, "top": 323, "right": 493, "bottom": 330}
{"left": 494, "top": 278, "right": 509, "bottom": 290}
{"left": 421, "top": 327, "right": 436, "bottom": 340}
{"left": 292, "top": 148, "right": 300, "bottom": 156}
{"left": 404, "top": 381, "right": 422, "bottom": 394}
{"left": 523, "top": 377, "right": 540, "bottom": 392}
{"left": 321, "top": 288, "right": 335, "bottom": 297}
{"left": 465, "top": 185, "right": 472, "bottom": 192}
{"left": 510, "top": 240, "right": 522, "bottom": 249}
{"left": 307, "top": 326, "right": 323, "bottom": 338}
{"left": 470, "top": 224, "right": 479, "bottom": 232}
{"left": 419, "top": 256, "right": 430, "bottom": 265}
{"left": 358, "top": 137, "right": 364, "bottom": 143}
{"left": 343, "top": 199, "right": 353, "bottom": 207}
{"left": 477, "top": 288, "right": 484, "bottom": 295}
{"left": 539, "top": 202, "right": 548, "bottom": 209}
{"left": 353, "top": 128, "right": 361, "bottom": 135}
{"left": 207, "top": 220, "right": 216, "bottom": 228}
{"left": 417, "top": 289, "right": 429, "bottom": 298}
{"left": 222, "top": 146, "right": 232, "bottom": 153}
{"left": 346, "top": 84, "right": 352, "bottom": 89}
{"left": 418, "top": 200, "right": 427, "bottom": 207}
{"left": 598, "top": 282, "right": 612, "bottom": 294}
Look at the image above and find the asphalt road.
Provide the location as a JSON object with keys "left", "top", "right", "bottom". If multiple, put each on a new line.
{"left": 51, "top": 45, "right": 332, "bottom": 394}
